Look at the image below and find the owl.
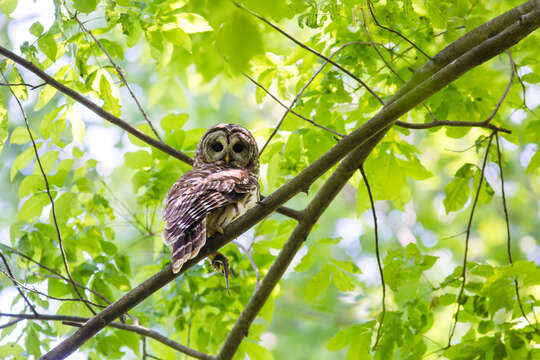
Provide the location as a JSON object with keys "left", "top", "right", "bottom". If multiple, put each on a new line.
{"left": 162, "top": 124, "right": 260, "bottom": 291}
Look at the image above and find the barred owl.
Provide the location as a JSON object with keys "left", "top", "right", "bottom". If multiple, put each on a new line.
{"left": 162, "top": 124, "right": 260, "bottom": 290}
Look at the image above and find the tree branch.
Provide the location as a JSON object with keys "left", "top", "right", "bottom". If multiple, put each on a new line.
{"left": 0, "top": 45, "right": 193, "bottom": 165}
{"left": 0, "top": 313, "right": 214, "bottom": 360}
{"left": 42, "top": 3, "right": 540, "bottom": 358}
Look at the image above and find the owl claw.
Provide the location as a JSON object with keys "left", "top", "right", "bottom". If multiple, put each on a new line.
{"left": 211, "top": 253, "right": 234, "bottom": 295}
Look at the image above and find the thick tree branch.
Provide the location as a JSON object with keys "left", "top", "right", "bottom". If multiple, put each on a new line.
{"left": 42, "top": 3, "right": 540, "bottom": 358}
{"left": 0, "top": 313, "right": 214, "bottom": 360}
{"left": 0, "top": 45, "right": 193, "bottom": 165}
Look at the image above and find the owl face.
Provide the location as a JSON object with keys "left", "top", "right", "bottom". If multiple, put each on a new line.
{"left": 194, "top": 124, "right": 259, "bottom": 171}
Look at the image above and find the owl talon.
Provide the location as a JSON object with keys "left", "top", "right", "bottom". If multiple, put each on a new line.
{"left": 210, "top": 253, "right": 233, "bottom": 295}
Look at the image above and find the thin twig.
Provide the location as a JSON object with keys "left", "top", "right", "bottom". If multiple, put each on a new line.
{"left": 495, "top": 134, "right": 539, "bottom": 333}
{"left": 0, "top": 82, "right": 46, "bottom": 90}
{"left": 242, "top": 72, "right": 344, "bottom": 138}
{"left": 0, "top": 318, "right": 23, "bottom": 329}
{"left": 483, "top": 50, "right": 515, "bottom": 124}
{"left": 260, "top": 41, "right": 371, "bottom": 155}
{"left": 366, "top": 0, "right": 431, "bottom": 59}
{"left": 359, "top": 166, "right": 385, "bottom": 350}
{"left": 0, "top": 252, "right": 38, "bottom": 315}
{"left": 448, "top": 133, "right": 494, "bottom": 346}
{"left": 0, "top": 312, "right": 214, "bottom": 360}
{"left": 233, "top": 1, "right": 384, "bottom": 105}
{"left": 73, "top": 13, "right": 164, "bottom": 143}
{"left": 234, "top": 241, "right": 260, "bottom": 290}
{"left": 396, "top": 120, "right": 512, "bottom": 134}
{"left": 1, "top": 70, "right": 97, "bottom": 315}
{"left": 0, "top": 270, "right": 105, "bottom": 308}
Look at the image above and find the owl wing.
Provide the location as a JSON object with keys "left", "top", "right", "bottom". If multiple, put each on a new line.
{"left": 163, "top": 167, "right": 257, "bottom": 273}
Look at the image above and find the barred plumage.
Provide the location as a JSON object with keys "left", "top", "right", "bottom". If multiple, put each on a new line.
{"left": 162, "top": 124, "right": 260, "bottom": 275}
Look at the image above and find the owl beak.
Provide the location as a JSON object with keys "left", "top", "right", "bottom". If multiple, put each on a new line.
{"left": 225, "top": 153, "right": 230, "bottom": 164}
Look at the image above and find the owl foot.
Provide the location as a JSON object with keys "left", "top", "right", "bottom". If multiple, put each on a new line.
{"left": 210, "top": 252, "right": 234, "bottom": 295}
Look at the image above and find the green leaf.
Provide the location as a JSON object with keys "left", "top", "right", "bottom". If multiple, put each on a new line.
{"left": 0, "top": 0, "right": 17, "bottom": 16}
{"left": 243, "top": 341, "right": 274, "bottom": 360}
{"left": 125, "top": 150, "right": 153, "bottom": 169}
{"left": 11, "top": 144, "right": 40, "bottom": 181}
{"left": 161, "top": 113, "right": 188, "bottom": 133}
{"left": 128, "top": 124, "right": 157, "bottom": 147}
{"left": 526, "top": 149, "right": 540, "bottom": 173}
{"left": 99, "top": 76, "right": 121, "bottom": 117}
{"left": 522, "top": 72, "right": 540, "bottom": 84}
{"left": 34, "top": 85, "right": 57, "bottom": 111}
{"left": 25, "top": 324, "right": 40, "bottom": 358}
{"left": 67, "top": 107, "right": 85, "bottom": 143}
{"left": 17, "top": 193, "right": 49, "bottom": 221}
{"left": 162, "top": 26, "right": 192, "bottom": 51}
{"left": 53, "top": 192, "right": 76, "bottom": 224}
{"left": 443, "top": 177, "right": 469, "bottom": 213}
{"left": 216, "top": 11, "right": 263, "bottom": 71}
{"left": 9, "top": 67, "right": 27, "bottom": 100}
{"left": 30, "top": 22, "right": 44, "bottom": 36}
{"left": 10, "top": 126, "right": 33, "bottom": 145}
{"left": 73, "top": 0, "right": 99, "bottom": 13}
{"left": 19, "top": 175, "right": 44, "bottom": 198}
{"left": 175, "top": 13, "right": 213, "bottom": 34}
{"left": 38, "top": 33, "right": 57, "bottom": 61}
{"left": 306, "top": 265, "right": 331, "bottom": 302}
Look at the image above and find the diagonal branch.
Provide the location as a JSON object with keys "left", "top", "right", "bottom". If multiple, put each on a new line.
{"left": 42, "top": 3, "right": 540, "bottom": 358}
{"left": 233, "top": 1, "right": 384, "bottom": 105}
{"left": 0, "top": 45, "right": 193, "bottom": 165}
{"left": 1, "top": 70, "right": 97, "bottom": 315}
{"left": 0, "top": 312, "right": 214, "bottom": 360}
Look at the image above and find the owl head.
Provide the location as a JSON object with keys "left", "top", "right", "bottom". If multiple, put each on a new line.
{"left": 194, "top": 124, "right": 259, "bottom": 171}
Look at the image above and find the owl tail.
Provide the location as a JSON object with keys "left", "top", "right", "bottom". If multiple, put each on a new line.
{"left": 163, "top": 219, "right": 207, "bottom": 274}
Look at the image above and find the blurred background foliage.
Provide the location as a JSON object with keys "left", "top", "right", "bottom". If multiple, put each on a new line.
{"left": 0, "top": 0, "right": 539, "bottom": 359}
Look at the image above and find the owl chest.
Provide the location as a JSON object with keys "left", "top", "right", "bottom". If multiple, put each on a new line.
{"left": 206, "top": 190, "right": 258, "bottom": 236}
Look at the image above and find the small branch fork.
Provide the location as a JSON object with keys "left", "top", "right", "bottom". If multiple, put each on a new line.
{"left": 1, "top": 70, "right": 97, "bottom": 315}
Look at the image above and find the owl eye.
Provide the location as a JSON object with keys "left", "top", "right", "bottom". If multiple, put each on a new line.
{"left": 232, "top": 143, "right": 244, "bottom": 153}
{"left": 211, "top": 142, "right": 224, "bottom": 152}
